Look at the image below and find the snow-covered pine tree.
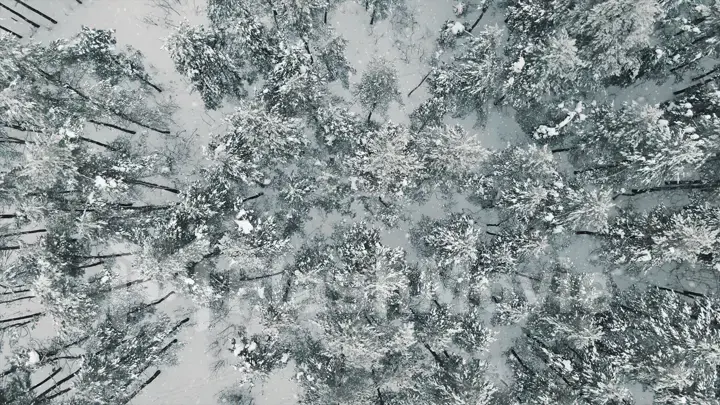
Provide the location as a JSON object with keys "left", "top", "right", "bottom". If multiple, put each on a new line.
{"left": 421, "top": 25, "right": 502, "bottom": 125}
{"left": 352, "top": 56, "right": 402, "bottom": 124}
{"left": 166, "top": 22, "right": 249, "bottom": 110}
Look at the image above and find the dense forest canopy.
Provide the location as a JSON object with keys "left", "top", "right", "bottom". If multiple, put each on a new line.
{"left": 3, "top": 0, "right": 720, "bottom": 403}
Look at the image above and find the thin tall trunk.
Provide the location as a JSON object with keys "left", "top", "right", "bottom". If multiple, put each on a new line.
{"left": 493, "top": 94, "right": 506, "bottom": 106}
{"left": 574, "top": 163, "right": 619, "bottom": 174}
{"left": 126, "top": 179, "right": 180, "bottom": 194}
{"left": 673, "top": 75, "right": 717, "bottom": 96}
{"left": 13, "top": 0, "right": 57, "bottom": 24}
{"left": 88, "top": 119, "right": 137, "bottom": 135}
{"left": 78, "top": 252, "right": 133, "bottom": 260}
{"left": 613, "top": 181, "right": 720, "bottom": 200}
{"left": 670, "top": 58, "right": 697, "bottom": 73}
{"left": 78, "top": 260, "right": 105, "bottom": 269}
{"left": 0, "top": 3, "right": 39, "bottom": 28}
{"left": 242, "top": 192, "right": 264, "bottom": 203}
{"left": 121, "top": 370, "right": 161, "bottom": 405}
{"left": 237, "top": 270, "right": 284, "bottom": 282}
{"left": 137, "top": 75, "right": 163, "bottom": 93}
{"left": 158, "top": 338, "right": 178, "bottom": 355}
{"left": 300, "top": 36, "right": 314, "bottom": 64}
{"left": 2, "top": 288, "right": 31, "bottom": 295}
{"left": 0, "top": 24, "right": 22, "bottom": 38}
{"left": 128, "top": 291, "right": 175, "bottom": 315}
{"left": 45, "top": 388, "right": 71, "bottom": 401}
{"left": 167, "top": 317, "right": 190, "bottom": 336}
{"left": 0, "top": 228, "right": 46, "bottom": 238}
{"left": 0, "top": 295, "right": 35, "bottom": 305}
{"left": 0, "top": 312, "right": 43, "bottom": 324}
{"left": 376, "top": 388, "right": 386, "bottom": 405}
{"left": 29, "top": 368, "right": 62, "bottom": 392}
{"left": 367, "top": 103, "right": 376, "bottom": 123}
{"left": 33, "top": 368, "right": 81, "bottom": 401}
{"left": 423, "top": 343, "right": 445, "bottom": 367}
{"left": 0, "top": 121, "right": 42, "bottom": 132}
{"left": 692, "top": 65, "right": 720, "bottom": 81}
{"left": 576, "top": 230, "right": 602, "bottom": 235}
{"left": 369, "top": 7, "right": 376, "bottom": 25}
{"left": 551, "top": 147, "right": 574, "bottom": 153}
{"left": 407, "top": 71, "right": 431, "bottom": 97}
{"left": 36, "top": 69, "right": 171, "bottom": 135}
{"left": 323, "top": 8, "right": 328, "bottom": 24}
{"left": 509, "top": 348, "right": 534, "bottom": 375}
{"left": 657, "top": 286, "right": 705, "bottom": 298}
{"left": 0, "top": 245, "right": 21, "bottom": 251}
{"left": 468, "top": 3, "right": 490, "bottom": 33}
{"left": 0, "top": 319, "right": 32, "bottom": 332}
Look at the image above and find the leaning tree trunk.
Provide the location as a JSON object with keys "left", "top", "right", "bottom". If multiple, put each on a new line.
{"left": 0, "top": 4, "right": 39, "bottom": 28}
{"left": 367, "top": 102, "right": 377, "bottom": 123}
{"left": 0, "top": 24, "right": 22, "bottom": 38}
{"left": 12, "top": 0, "right": 57, "bottom": 24}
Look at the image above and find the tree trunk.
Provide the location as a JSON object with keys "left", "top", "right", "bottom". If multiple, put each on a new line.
{"left": 0, "top": 312, "right": 43, "bottom": 324}
{"left": 369, "top": 7, "right": 376, "bottom": 25}
{"left": 128, "top": 291, "right": 175, "bottom": 315}
{"left": 574, "top": 163, "right": 619, "bottom": 174}
{"left": 137, "top": 75, "right": 163, "bottom": 93}
{"left": 367, "top": 103, "right": 376, "bottom": 123}
{"left": 0, "top": 228, "right": 46, "bottom": 238}
{"left": 324, "top": 9, "right": 328, "bottom": 24}
{"left": 509, "top": 348, "right": 534, "bottom": 375}
{"left": 167, "top": 317, "right": 190, "bottom": 336}
{"left": 0, "top": 295, "right": 35, "bottom": 305}
{"left": 468, "top": 4, "right": 490, "bottom": 33}
{"left": 551, "top": 147, "right": 574, "bottom": 153}
{"left": 13, "top": 0, "right": 57, "bottom": 24}
{"left": 376, "top": 388, "right": 386, "bottom": 405}
{"left": 0, "top": 3, "right": 39, "bottom": 28}
{"left": 0, "top": 24, "right": 22, "bottom": 38}
{"left": 125, "top": 179, "right": 180, "bottom": 194}
{"left": 121, "top": 370, "right": 161, "bottom": 405}
{"left": 36, "top": 69, "right": 172, "bottom": 135}
{"left": 79, "top": 135, "right": 116, "bottom": 149}
{"left": 29, "top": 368, "right": 62, "bottom": 392}
{"left": 0, "top": 245, "right": 21, "bottom": 251}
{"left": 78, "top": 252, "right": 133, "bottom": 260}
{"left": 407, "top": 71, "right": 431, "bottom": 97}
{"left": 613, "top": 181, "right": 720, "bottom": 200}
{"left": 237, "top": 270, "right": 285, "bottom": 282}
{"left": 88, "top": 119, "right": 137, "bottom": 135}
{"left": 423, "top": 343, "right": 445, "bottom": 367}
{"left": 493, "top": 94, "right": 506, "bottom": 106}
{"left": 2, "top": 288, "right": 31, "bottom": 295}
{"left": 657, "top": 286, "right": 705, "bottom": 298}
{"left": 33, "top": 368, "right": 81, "bottom": 401}
{"left": 670, "top": 58, "right": 697, "bottom": 73}
{"left": 78, "top": 260, "right": 105, "bottom": 269}
{"left": 692, "top": 65, "right": 720, "bottom": 81}
{"left": 45, "top": 387, "right": 72, "bottom": 401}
{"left": 575, "top": 230, "right": 602, "bottom": 236}
{"left": 241, "top": 192, "right": 264, "bottom": 203}
{"left": 673, "top": 75, "right": 717, "bottom": 96}
{"left": 0, "top": 122, "right": 42, "bottom": 132}
{"left": 300, "top": 36, "right": 314, "bottom": 64}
